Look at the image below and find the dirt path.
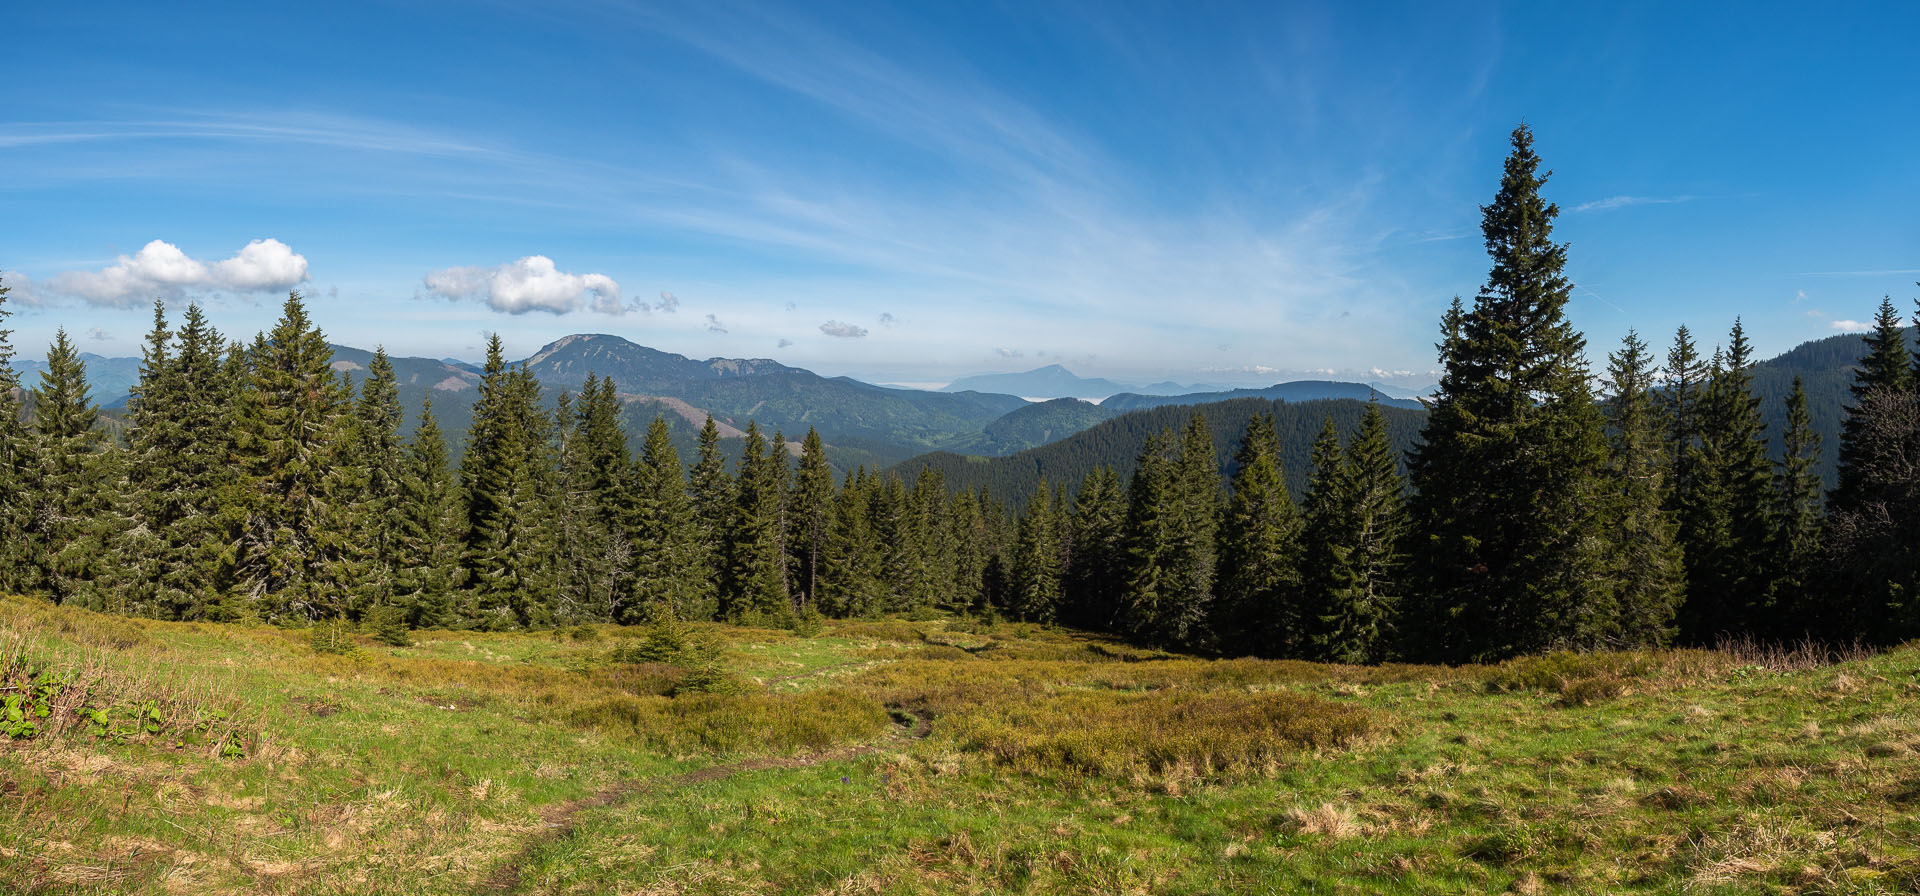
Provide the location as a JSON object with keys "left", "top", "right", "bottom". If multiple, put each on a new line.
{"left": 480, "top": 707, "right": 932, "bottom": 893}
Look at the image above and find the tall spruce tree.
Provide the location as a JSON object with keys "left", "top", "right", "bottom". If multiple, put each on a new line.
{"left": 26, "top": 329, "right": 116, "bottom": 606}
{"left": 1405, "top": 124, "right": 1617, "bottom": 661}
{"left": 554, "top": 376, "right": 633, "bottom": 621}
{"left": 1603, "top": 329, "right": 1684, "bottom": 647}
{"left": 234, "top": 292, "right": 361, "bottom": 622}
{"left": 463, "top": 334, "right": 559, "bottom": 628}
{"left": 687, "top": 415, "right": 732, "bottom": 618}
{"left": 115, "top": 303, "right": 240, "bottom": 619}
{"left": 349, "top": 347, "right": 407, "bottom": 616}
{"left": 1824, "top": 297, "right": 1920, "bottom": 639}
{"left": 394, "top": 399, "right": 466, "bottom": 628}
{"left": 948, "top": 487, "right": 993, "bottom": 614}
{"left": 787, "top": 428, "right": 834, "bottom": 612}
{"left": 820, "top": 469, "right": 884, "bottom": 617}
{"left": 1213, "top": 414, "right": 1302, "bottom": 658}
{"left": 1062, "top": 467, "right": 1126, "bottom": 630}
{"left": 1662, "top": 325, "right": 1709, "bottom": 513}
{"left": 1771, "top": 376, "right": 1824, "bottom": 635}
{"left": 631, "top": 415, "right": 706, "bottom": 621}
{"left": 1308, "top": 404, "right": 1406, "bottom": 663}
{"left": 0, "top": 276, "right": 32, "bottom": 594}
{"left": 1009, "top": 478, "right": 1063, "bottom": 623}
{"left": 1677, "top": 320, "right": 1775, "bottom": 642}
{"left": 721, "top": 422, "right": 790, "bottom": 621}
{"left": 1120, "top": 414, "right": 1219, "bottom": 649}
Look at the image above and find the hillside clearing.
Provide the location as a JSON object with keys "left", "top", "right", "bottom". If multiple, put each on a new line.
{"left": 2, "top": 595, "right": 1918, "bottom": 895}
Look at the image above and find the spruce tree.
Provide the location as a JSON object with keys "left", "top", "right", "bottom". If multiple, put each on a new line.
{"left": 0, "top": 276, "right": 31, "bottom": 594}
{"left": 1824, "top": 297, "right": 1920, "bottom": 639}
{"left": 631, "top": 415, "right": 706, "bottom": 621}
{"left": 1661, "top": 325, "right": 1709, "bottom": 513}
{"left": 1297, "top": 416, "right": 1347, "bottom": 658}
{"left": 1601, "top": 329, "right": 1684, "bottom": 647}
{"left": 554, "top": 376, "right": 632, "bottom": 621}
{"left": 463, "top": 334, "right": 559, "bottom": 628}
{"left": 235, "top": 292, "right": 360, "bottom": 622}
{"left": 947, "top": 487, "right": 993, "bottom": 614}
{"left": 1405, "top": 124, "right": 1617, "bottom": 661}
{"left": 1119, "top": 414, "right": 1219, "bottom": 649}
{"left": 1308, "top": 405, "right": 1406, "bottom": 663}
{"left": 687, "top": 415, "right": 732, "bottom": 617}
{"left": 1009, "top": 478, "right": 1062, "bottom": 623}
{"left": 115, "top": 303, "right": 241, "bottom": 619}
{"left": 394, "top": 399, "right": 466, "bottom": 628}
{"left": 720, "top": 422, "right": 790, "bottom": 621}
{"left": 821, "top": 469, "right": 884, "bottom": 617}
{"left": 1771, "top": 376, "right": 1824, "bottom": 635}
{"left": 1677, "top": 320, "right": 1775, "bottom": 642}
{"left": 787, "top": 428, "right": 834, "bottom": 612}
{"left": 1213, "top": 414, "right": 1302, "bottom": 658}
{"left": 906, "top": 468, "right": 958, "bottom": 610}
{"left": 1062, "top": 467, "right": 1126, "bottom": 630}
{"left": 26, "top": 329, "right": 115, "bottom": 605}
{"left": 349, "top": 347, "right": 407, "bottom": 617}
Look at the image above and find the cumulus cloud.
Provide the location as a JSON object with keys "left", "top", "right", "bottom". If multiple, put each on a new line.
{"left": 656, "top": 290, "right": 680, "bottom": 312}
{"left": 777, "top": 338, "right": 794, "bottom": 348}
{"left": 424, "top": 255, "right": 624, "bottom": 315}
{"left": 705, "top": 313, "right": 728, "bottom": 334}
{"left": 51, "top": 239, "right": 309, "bottom": 306}
{"left": 995, "top": 348, "right": 1024, "bottom": 359}
{"left": 819, "top": 320, "right": 868, "bottom": 338}
{"left": 878, "top": 311, "right": 897, "bottom": 326}
{"left": 86, "top": 327, "right": 111, "bottom": 341}
{"left": 0, "top": 271, "right": 43, "bottom": 306}
{"left": 1830, "top": 319, "right": 1875, "bottom": 333}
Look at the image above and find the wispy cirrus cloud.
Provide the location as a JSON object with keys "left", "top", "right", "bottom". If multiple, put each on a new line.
{"left": 1571, "top": 195, "right": 1697, "bottom": 213}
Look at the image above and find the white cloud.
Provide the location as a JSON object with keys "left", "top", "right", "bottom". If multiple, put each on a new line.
{"left": 51, "top": 239, "right": 310, "bottom": 306}
{"left": 657, "top": 290, "right": 680, "bottom": 312}
{"left": 1571, "top": 195, "right": 1696, "bottom": 213}
{"left": 86, "top": 327, "right": 110, "bottom": 341}
{"left": 1830, "top": 320, "right": 1875, "bottom": 333}
{"left": 423, "top": 255, "right": 624, "bottom": 315}
{"left": 0, "top": 271, "right": 43, "bottom": 307}
{"left": 819, "top": 320, "right": 867, "bottom": 338}
{"left": 878, "top": 311, "right": 897, "bottom": 326}
{"left": 705, "top": 313, "right": 728, "bottom": 333}
{"left": 777, "top": 338, "right": 794, "bottom": 348}
{"left": 995, "top": 348, "right": 1024, "bottom": 359}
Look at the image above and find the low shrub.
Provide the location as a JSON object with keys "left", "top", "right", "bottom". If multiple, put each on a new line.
{"left": 564, "top": 687, "right": 891, "bottom": 754}
{"left": 943, "top": 690, "right": 1375, "bottom": 783}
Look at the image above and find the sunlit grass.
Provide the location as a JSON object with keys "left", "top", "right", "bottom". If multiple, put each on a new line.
{"left": 2, "top": 594, "right": 1918, "bottom": 894}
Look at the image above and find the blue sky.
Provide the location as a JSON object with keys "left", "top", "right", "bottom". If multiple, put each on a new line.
{"left": 2, "top": 0, "right": 1915, "bottom": 388}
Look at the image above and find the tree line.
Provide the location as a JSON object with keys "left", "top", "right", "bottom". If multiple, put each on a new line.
{"left": 0, "top": 124, "right": 1914, "bottom": 661}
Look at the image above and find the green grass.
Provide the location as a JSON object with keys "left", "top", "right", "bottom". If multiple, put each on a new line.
{"left": 2, "top": 594, "right": 1918, "bottom": 894}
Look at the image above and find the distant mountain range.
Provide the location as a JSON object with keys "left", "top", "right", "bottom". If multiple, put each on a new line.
{"left": 1103, "top": 381, "right": 1425, "bottom": 413}
{"left": 940, "top": 364, "right": 1216, "bottom": 399}
{"left": 38, "top": 327, "right": 1909, "bottom": 485}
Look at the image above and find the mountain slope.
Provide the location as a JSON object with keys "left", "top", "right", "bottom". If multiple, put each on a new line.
{"left": 937, "top": 398, "right": 1121, "bottom": 457}
{"left": 942, "top": 364, "right": 1135, "bottom": 398}
{"left": 1103, "top": 381, "right": 1425, "bottom": 413}
{"left": 894, "top": 397, "right": 1427, "bottom": 505}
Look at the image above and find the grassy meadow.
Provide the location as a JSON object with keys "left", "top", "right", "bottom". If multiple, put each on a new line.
{"left": 2, "top": 594, "right": 1918, "bottom": 895}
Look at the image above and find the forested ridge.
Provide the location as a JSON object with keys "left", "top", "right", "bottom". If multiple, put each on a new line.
{"left": 1, "top": 124, "right": 1915, "bottom": 662}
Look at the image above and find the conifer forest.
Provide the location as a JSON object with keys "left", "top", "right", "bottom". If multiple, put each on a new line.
{"left": 1, "top": 125, "right": 1915, "bottom": 666}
